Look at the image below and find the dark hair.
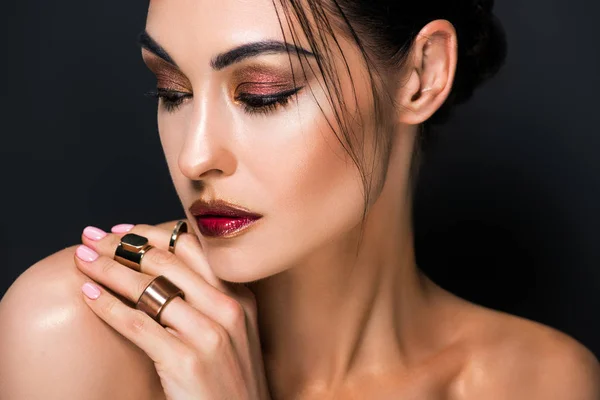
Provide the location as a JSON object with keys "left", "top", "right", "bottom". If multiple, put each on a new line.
{"left": 271, "top": 0, "right": 507, "bottom": 249}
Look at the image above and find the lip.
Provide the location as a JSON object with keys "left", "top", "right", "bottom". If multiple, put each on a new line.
{"left": 189, "top": 199, "right": 262, "bottom": 238}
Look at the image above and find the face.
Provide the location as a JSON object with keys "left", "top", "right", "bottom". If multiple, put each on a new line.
{"left": 142, "top": 0, "right": 388, "bottom": 283}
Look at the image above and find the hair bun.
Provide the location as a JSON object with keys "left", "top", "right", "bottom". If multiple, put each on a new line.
{"left": 427, "top": 0, "right": 507, "bottom": 127}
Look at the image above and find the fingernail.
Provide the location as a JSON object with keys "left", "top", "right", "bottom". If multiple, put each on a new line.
{"left": 83, "top": 226, "right": 107, "bottom": 241}
{"left": 111, "top": 224, "right": 134, "bottom": 233}
{"left": 76, "top": 245, "right": 99, "bottom": 262}
{"left": 81, "top": 282, "right": 101, "bottom": 299}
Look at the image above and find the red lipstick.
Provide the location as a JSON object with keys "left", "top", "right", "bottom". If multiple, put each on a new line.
{"left": 189, "top": 199, "right": 262, "bottom": 238}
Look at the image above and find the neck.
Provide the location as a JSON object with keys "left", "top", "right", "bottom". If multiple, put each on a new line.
{"left": 245, "top": 129, "right": 459, "bottom": 398}
{"left": 247, "top": 190, "right": 451, "bottom": 399}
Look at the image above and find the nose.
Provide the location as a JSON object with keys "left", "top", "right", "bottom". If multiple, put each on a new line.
{"left": 177, "top": 102, "right": 237, "bottom": 180}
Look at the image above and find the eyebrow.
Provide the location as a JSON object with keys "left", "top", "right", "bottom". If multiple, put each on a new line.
{"left": 137, "top": 30, "right": 315, "bottom": 71}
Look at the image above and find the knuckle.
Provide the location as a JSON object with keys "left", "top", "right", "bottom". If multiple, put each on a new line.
{"left": 148, "top": 249, "right": 178, "bottom": 266}
{"left": 220, "top": 297, "right": 246, "bottom": 328}
{"left": 179, "top": 351, "right": 202, "bottom": 374}
{"left": 201, "top": 322, "right": 228, "bottom": 354}
{"left": 99, "top": 297, "right": 119, "bottom": 318}
{"left": 178, "top": 233, "right": 199, "bottom": 248}
{"left": 98, "top": 257, "right": 116, "bottom": 276}
{"left": 126, "top": 310, "right": 148, "bottom": 334}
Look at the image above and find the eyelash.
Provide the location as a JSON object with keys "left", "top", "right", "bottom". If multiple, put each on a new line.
{"left": 144, "top": 86, "right": 303, "bottom": 116}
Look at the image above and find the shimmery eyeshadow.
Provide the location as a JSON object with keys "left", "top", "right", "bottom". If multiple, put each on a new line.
{"left": 233, "top": 65, "right": 300, "bottom": 95}
{"left": 142, "top": 51, "right": 192, "bottom": 92}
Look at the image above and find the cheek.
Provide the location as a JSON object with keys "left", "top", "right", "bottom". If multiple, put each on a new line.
{"left": 283, "top": 126, "right": 363, "bottom": 227}
{"left": 246, "top": 98, "right": 367, "bottom": 248}
{"left": 157, "top": 111, "right": 191, "bottom": 187}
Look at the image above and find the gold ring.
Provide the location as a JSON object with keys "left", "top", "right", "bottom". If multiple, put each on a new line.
{"left": 114, "top": 233, "right": 154, "bottom": 272}
{"left": 168, "top": 220, "right": 188, "bottom": 254}
{"left": 136, "top": 275, "right": 185, "bottom": 325}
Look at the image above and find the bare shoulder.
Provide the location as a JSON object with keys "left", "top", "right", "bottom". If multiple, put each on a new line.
{"left": 0, "top": 245, "right": 164, "bottom": 400}
{"left": 450, "top": 305, "right": 600, "bottom": 400}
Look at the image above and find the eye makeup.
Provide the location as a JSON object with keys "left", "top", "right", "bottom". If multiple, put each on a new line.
{"left": 142, "top": 50, "right": 192, "bottom": 93}
{"left": 228, "top": 63, "right": 305, "bottom": 115}
{"left": 232, "top": 64, "right": 302, "bottom": 95}
{"left": 142, "top": 49, "right": 308, "bottom": 115}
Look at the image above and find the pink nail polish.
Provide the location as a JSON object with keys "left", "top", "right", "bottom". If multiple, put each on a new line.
{"left": 83, "top": 226, "right": 107, "bottom": 241}
{"left": 76, "top": 245, "right": 99, "bottom": 262}
{"left": 81, "top": 282, "right": 101, "bottom": 299}
{"left": 111, "top": 224, "right": 134, "bottom": 233}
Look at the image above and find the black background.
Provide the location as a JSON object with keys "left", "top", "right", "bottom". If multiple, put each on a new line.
{"left": 2, "top": 2, "right": 599, "bottom": 358}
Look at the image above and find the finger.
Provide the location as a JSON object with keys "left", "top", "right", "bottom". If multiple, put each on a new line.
{"left": 74, "top": 245, "right": 156, "bottom": 306}
{"left": 74, "top": 234, "right": 256, "bottom": 366}
{"left": 133, "top": 223, "right": 226, "bottom": 291}
{"left": 74, "top": 247, "right": 233, "bottom": 358}
{"left": 79, "top": 279, "right": 189, "bottom": 366}
{"left": 79, "top": 232, "right": 235, "bottom": 310}
{"left": 110, "top": 222, "right": 225, "bottom": 292}
{"left": 156, "top": 295, "right": 240, "bottom": 357}
{"left": 79, "top": 267, "right": 240, "bottom": 367}
{"left": 75, "top": 236, "right": 254, "bottom": 354}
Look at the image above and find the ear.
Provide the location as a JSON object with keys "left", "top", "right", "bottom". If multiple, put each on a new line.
{"left": 395, "top": 19, "right": 458, "bottom": 125}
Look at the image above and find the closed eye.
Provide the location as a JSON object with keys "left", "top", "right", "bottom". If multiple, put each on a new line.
{"left": 145, "top": 86, "right": 303, "bottom": 116}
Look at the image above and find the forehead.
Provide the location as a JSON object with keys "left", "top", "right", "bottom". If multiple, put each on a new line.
{"left": 146, "top": 0, "right": 299, "bottom": 65}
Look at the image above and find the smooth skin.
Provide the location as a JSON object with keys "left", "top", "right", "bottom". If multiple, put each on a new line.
{"left": 75, "top": 224, "right": 270, "bottom": 399}
{"left": 1, "top": 0, "right": 599, "bottom": 398}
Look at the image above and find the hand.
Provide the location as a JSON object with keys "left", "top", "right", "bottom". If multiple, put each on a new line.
{"left": 73, "top": 222, "right": 271, "bottom": 400}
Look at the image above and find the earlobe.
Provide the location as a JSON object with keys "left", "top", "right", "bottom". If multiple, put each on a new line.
{"left": 396, "top": 20, "right": 457, "bottom": 126}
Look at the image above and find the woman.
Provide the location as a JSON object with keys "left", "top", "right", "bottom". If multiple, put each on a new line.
{"left": 1, "top": 0, "right": 598, "bottom": 398}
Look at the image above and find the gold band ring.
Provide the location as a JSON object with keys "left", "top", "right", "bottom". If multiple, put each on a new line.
{"left": 168, "top": 220, "right": 188, "bottom": 254}
{"left": 136, "top": 275, "right": 185, "bottom": 325}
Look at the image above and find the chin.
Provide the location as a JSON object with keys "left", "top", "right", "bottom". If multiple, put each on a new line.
{"left": 205, "top": 251, "right": 285, "bottom": 284}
